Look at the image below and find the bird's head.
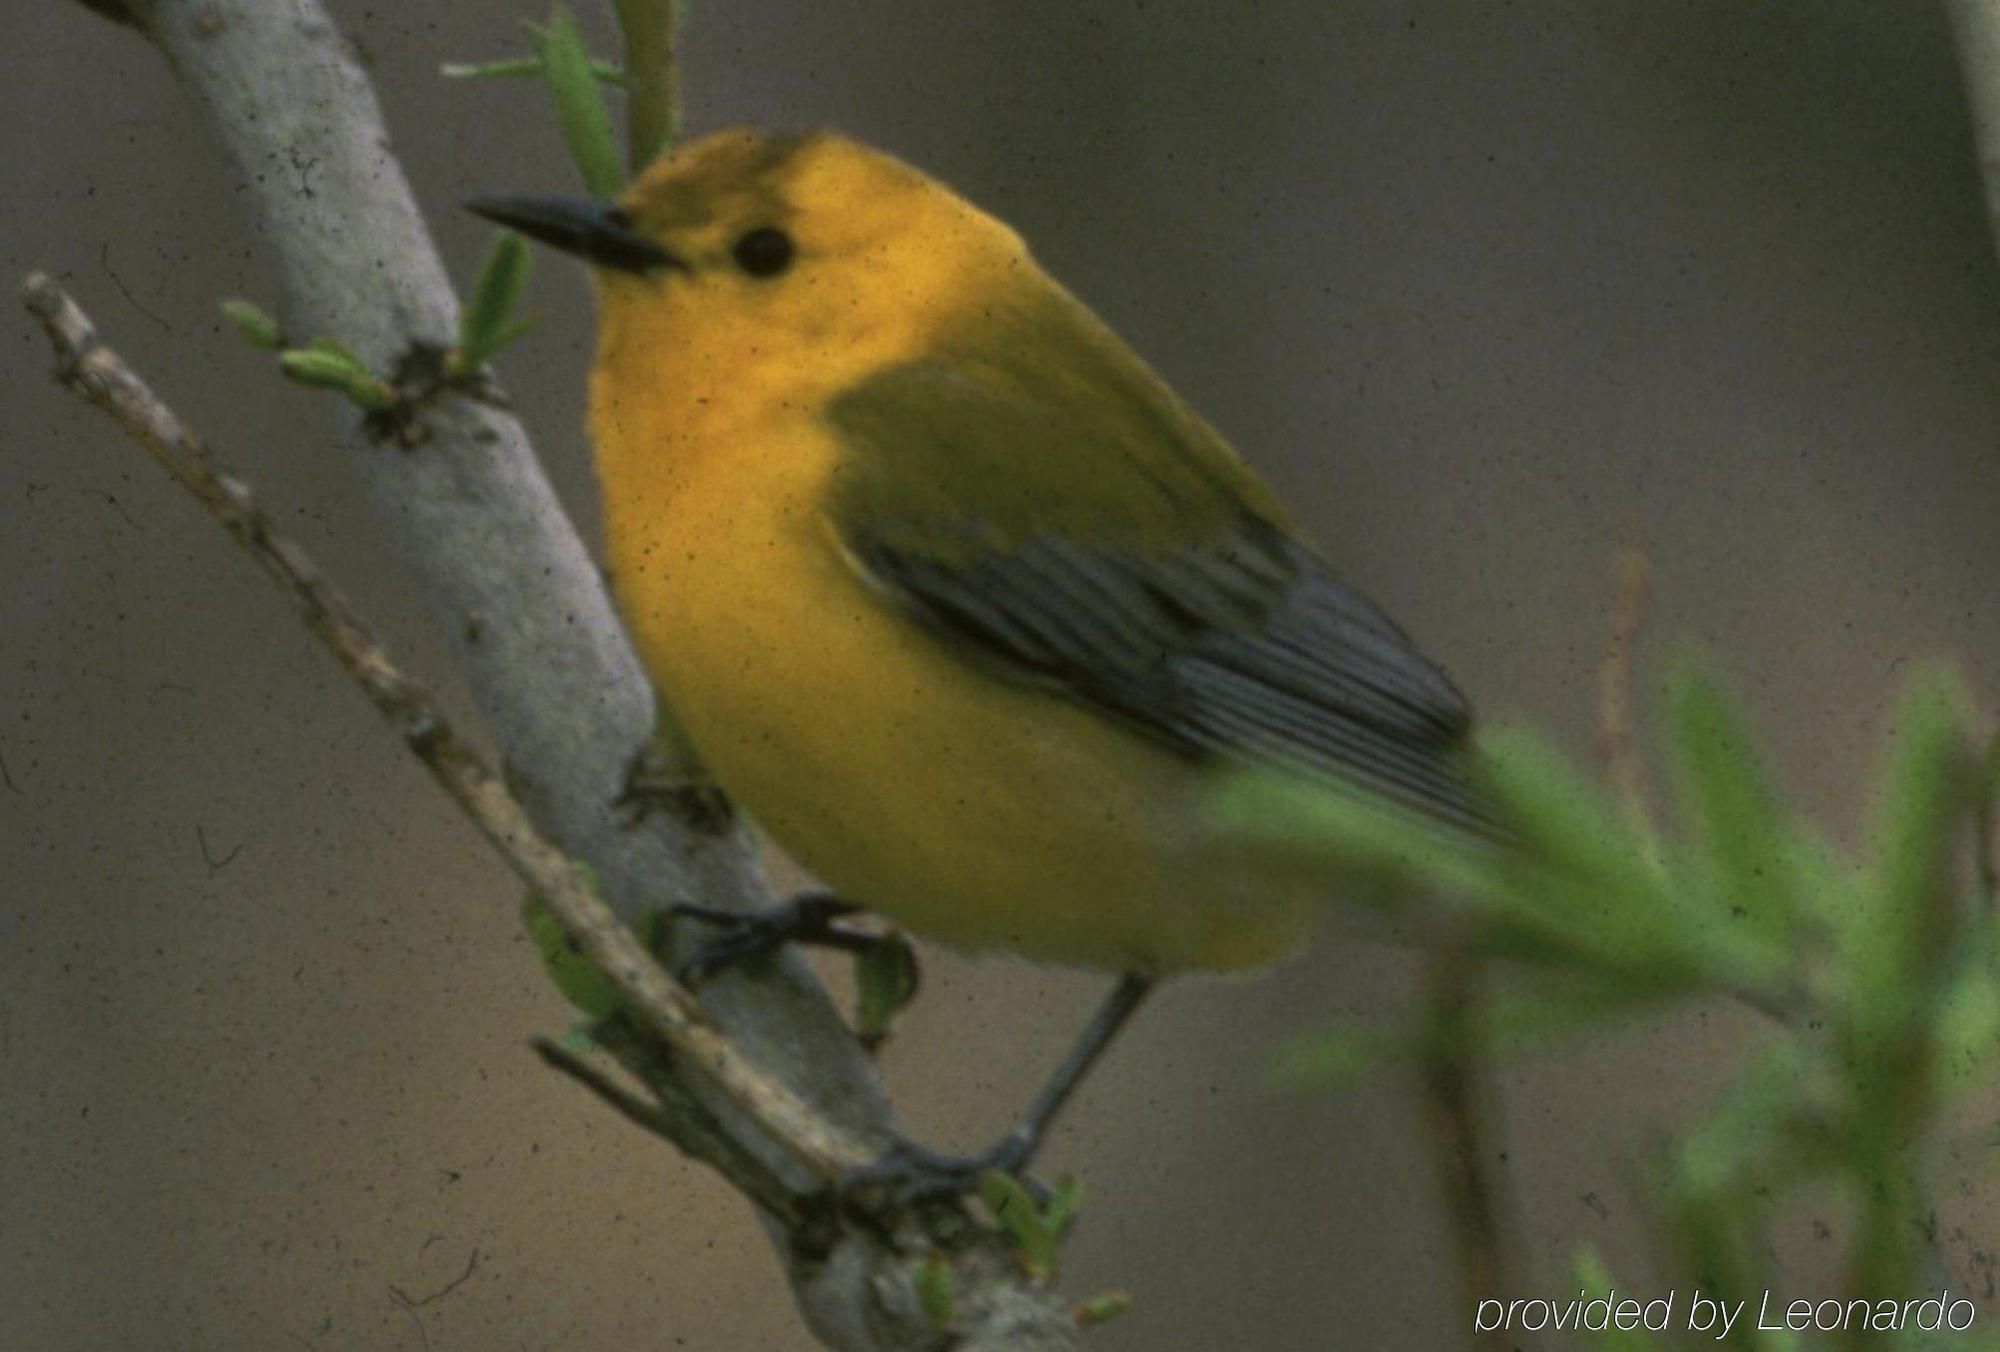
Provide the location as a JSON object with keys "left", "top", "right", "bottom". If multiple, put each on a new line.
{"left": 470, "top": 129, "right": 1029, "bottom": 395}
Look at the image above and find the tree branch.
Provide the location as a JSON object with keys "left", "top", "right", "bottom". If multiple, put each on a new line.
{"left": 533, "top": 1033, "right": 809, "bottom": 1227}
{"left": 50, "top": 0, "right": 1082, "bottom": 1345}
{"left": 23, "top": 274, "right": 871, "bottom": 1185}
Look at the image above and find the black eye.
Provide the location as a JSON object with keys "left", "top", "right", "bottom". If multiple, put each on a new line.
{"left": 732, "top": 226, "right": 795, "bottom": 278}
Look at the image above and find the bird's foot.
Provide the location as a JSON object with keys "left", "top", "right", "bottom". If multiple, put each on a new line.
{"left": 671, "top": 891, "right": 874, "bottom": 985}
{"left": 841, "top": 1130, "right": 1047, "bottom": 1209}
{"left": 614, "top": 746, "right": 734, "bottom": 834}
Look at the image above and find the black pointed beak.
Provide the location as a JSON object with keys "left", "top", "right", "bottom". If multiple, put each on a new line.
{"left": 465, "top": 195, "right": 682, "bottom": 275}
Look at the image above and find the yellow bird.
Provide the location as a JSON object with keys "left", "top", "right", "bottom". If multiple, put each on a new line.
{"left": 472, "top": 130, "right": 1481, "bottom": 1192}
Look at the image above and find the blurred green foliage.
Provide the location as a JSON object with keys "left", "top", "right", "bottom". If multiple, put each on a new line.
{"left": 853, "top": 929, "right": 920, "bottom": 1053}
{"left": 980, "top": 1172, "right": 1084, "bottom": 1284}
{"left": 1222, "top": 663, "right": 1998, "bottom": 1349}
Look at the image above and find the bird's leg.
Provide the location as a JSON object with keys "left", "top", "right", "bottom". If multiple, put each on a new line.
{"left": 670, "top": 890, "right": 882, "bottom": 984}
{"left": 845, "top": 972, "right": 1154, "bottom": 1205}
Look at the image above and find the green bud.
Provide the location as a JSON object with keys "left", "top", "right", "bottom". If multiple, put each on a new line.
{"left": 523, "top": 892, "right": 622, "bottom": 1020}
{"left": 977, "top": 1171, "right": 1078, "bottom": 1282}
{"left": 278, "top": 346, "right": 366, "bottom": 390}
{"left": 913, "top": 1256, "right": 956, "bottom": 1328}
{"left": 442, "top": 56, "right": 627, "bottom": 85}
{"left": 853, "top": 931, "right": 919, "bottom": 1051}
{"left": 529, "top": 7, "right": 625, "bottom": 197}
{"left": 220, "top": 298, "right": 282, "bottom": 349}
{"left": 458, "top": 231, "right": 537, "bottom": 370}
{"left": 279, "top": 342, "right": 396, "bottom": 410}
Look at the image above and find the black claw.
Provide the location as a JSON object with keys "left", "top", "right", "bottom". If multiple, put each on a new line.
{"left": 670, "top": 892, "right": 873, "bottom": 986}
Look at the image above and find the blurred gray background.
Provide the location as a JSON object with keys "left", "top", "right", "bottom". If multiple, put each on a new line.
{"left": 6, "top": 1, "right": 1999, "bottom": 1347}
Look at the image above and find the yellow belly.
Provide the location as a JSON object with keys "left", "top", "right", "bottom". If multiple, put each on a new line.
{"left": 601, "top": 414, "right": 1310, "bottom": 975}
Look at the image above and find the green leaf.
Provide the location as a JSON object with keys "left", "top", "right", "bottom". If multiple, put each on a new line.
{"left": 1478, "top": 974, "right": 1683, "bottom": 1055}
{"left": 1220, "top": 738, "right": 1728, "bottom": 985}
{"left": 522, "top": 892, "right": 621, "bottom": 1020}
{"left": 1929, "top": 919, "right": 2000, "bottom": 1103}
{"left": 1278, "top": 973, "right": 1680, "bottom": 1093}
{"left": 1281, "top": 969, "right": 1693, "bottom": 1098}
{"left": 303, "top": 334, "right": 365, "bottom": 366}
{"left": 459, "top": 231, "right": 536, "bottom": 369}
{"left": 528, "top": 7, "right": 625, "bottom": 197}
{"left": 1671, "top": 1043, "right": 1832, "bottom": 1203}
{"left": 278, "top": 349, "right": 361, "bottom": 388}
{"left": 913, "top": 1255, "right": 955, "bottom": 1328}
{"left": 278, "top": 345, "right": 395, "bottom": 410}
{"left": 219, "top": 298, "right": 282, "bottom": 349}
{"left": 1665, "top": 666, "right": 1798, "bottom": 963}
{"left": 1479, "top": 733, "right": 1664, "bottom": 915}
{"left": 853, "top": 932, "right": 919, "bottom": 1051}
{"left": 977, "top": 1171, "right": 1076, "bottom": 1281}
{"left": 442, "top": 55, "right": 627, "bottom": 84}
{"left": 1042, "top": 1175, "right": 1084, "bottom": 1241}
{"left": 1212, "top": 769, "right": 1501, "bottom": 908}
{"left": 978, "top": 1169, "right": 1038, "bottom": 1236}
{"left": 478, "top": 318, "right": 539, "bottom": 361}
{"left": 1849, "top": 670, "right": 1976, "bottom": 1018}
{"left": 1474, "top": 731, "right": 1711, "bottom": 975}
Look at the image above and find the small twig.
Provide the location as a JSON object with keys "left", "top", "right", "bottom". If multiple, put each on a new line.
{"left": 1597, "top": 550, "right": 1655, "bottom": 839}
{"left": 533, "top": 1032, "right": 806, "bottom": 1227}
{"left": 23, "top": 275, "right": 872, "bottom": 1186}
{"left": 1417, "top": 948, "right": 1516, "bottom": 1351}
{"left": 533, "top": 1036, "right": 681, "bottom": 1145}
{"left": 612, "top": 0, "right": 680, "bottom": 172}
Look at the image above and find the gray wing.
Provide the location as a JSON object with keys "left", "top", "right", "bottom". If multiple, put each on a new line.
{"left": 850, "top": 513, "right": 1490, "bottom": 834}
